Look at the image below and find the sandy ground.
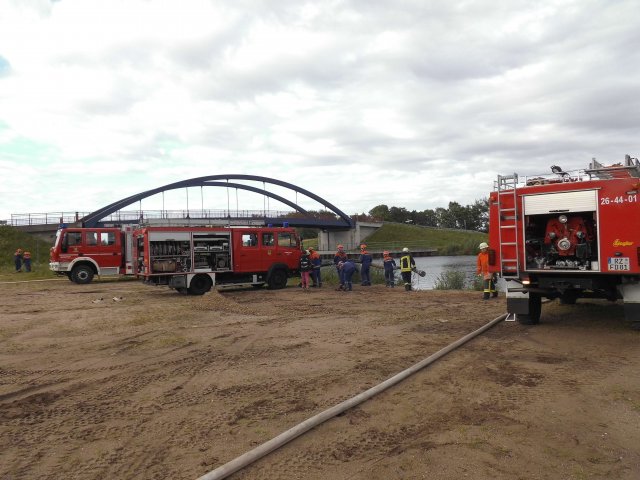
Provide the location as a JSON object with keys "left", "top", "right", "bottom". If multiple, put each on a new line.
{"left": 0, "top": 278, "right": 639, "bottom": 480}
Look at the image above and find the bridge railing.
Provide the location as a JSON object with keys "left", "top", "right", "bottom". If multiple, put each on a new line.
{"left": 6, "top": 209, "right": 296, "bottom": 226}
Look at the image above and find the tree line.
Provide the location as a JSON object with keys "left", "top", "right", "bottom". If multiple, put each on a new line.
{"left": 359, "top": 199, "right": 489, "bottom": 232}
{"left": 288, "top": 198, "right": 489, "bottom": 238}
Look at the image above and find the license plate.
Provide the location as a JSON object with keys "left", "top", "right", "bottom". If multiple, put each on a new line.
{"left": 608, "top": 257, "right": 630, "bottom": 271}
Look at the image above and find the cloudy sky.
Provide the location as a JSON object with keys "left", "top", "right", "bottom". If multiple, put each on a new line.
{"left": 0, "top": 0, "right": 638, "bottom": 222}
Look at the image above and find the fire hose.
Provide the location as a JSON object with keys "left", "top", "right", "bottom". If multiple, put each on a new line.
{"left": 196, "top": 313, "right": 507, "bottom": 480}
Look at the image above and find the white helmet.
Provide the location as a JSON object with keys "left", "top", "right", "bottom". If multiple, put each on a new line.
{"left": 478, "top": 242, "right": 489, "bottom": 249}
{"left": 402, "top": 247, "right": 409, "bottom": 252}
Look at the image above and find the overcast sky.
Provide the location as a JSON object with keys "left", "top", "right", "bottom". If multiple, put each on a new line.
{"left": 1, "top": 0, "right": 638, "bottom": 221}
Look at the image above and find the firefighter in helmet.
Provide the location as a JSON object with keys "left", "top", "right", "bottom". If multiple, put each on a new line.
{"left": 308, "top": 247, "right": 322, "bottom": 287}
{"left": 383, "top": 250, "right": 397, "bottom": 287}
{"left": 476, "top": 242, "right": 498, "bottom": 299}
{"left": 359, "top": 244, "right": 372, "bottom": 286}
{"left": 333, "top": 244, "right": 348, "bottom": 290}
{"left": 399, "top": 247, "right": 416, "bottom": 291}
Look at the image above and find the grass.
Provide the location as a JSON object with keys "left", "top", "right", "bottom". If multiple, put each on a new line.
{"left": 433, "top": 270, "right": 466, "bottom": 290}
{"left": 359, "top": 223, "right": 486, "bottom": 255}
{"left": 0, "top": 225, "right": 56, "bottom": 279}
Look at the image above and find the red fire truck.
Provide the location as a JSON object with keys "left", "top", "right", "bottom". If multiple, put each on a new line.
{"left": 50, "top": 225, "right": 302, "bottom": 294}
{"left": 488, "top": 155, "right": 640, "bottom": 327}
{"left": 134, "top": 226, "right": 301, "bottom": 294}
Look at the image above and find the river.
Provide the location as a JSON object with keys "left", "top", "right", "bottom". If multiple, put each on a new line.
{"left": 372, "top": 255, "right": 480, "bottom": 290}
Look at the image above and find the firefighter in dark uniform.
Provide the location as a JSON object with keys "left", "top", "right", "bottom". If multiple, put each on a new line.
{"left": 359, "top": 244, "right": 372, "bottom": 286}
{"left": 333, "top": 244, "right": 348, "bottom": 290}
{"left": 308, "top": 247, "right": 322, "bottom": 287}
{"left": 399, "top": 247, "right": 416, "bottom": 291}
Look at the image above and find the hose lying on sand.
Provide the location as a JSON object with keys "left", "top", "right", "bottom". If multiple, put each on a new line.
{"left": 196, "top": 313, "right": 508, "bottom": 480}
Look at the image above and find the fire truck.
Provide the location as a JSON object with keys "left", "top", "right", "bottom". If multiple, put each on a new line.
{"left": 489, "top": 155, "right": 640, "bottom": 327}
{"left": 50, "top": 225, "right": 302, "bottom": 294}
{"left": 134, "top": 226, "right": 301, "bottom": 294}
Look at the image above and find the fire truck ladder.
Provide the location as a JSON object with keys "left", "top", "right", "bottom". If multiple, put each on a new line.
{"left": 495, "top": 174, "right": 519, "bottom": 279}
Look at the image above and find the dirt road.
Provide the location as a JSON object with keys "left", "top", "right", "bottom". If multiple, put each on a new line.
{"left": 1, "top": 279, "right": 638, "bottom": 479}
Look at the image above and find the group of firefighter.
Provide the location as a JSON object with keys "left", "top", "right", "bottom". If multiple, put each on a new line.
{"left": 298, "top": 243, "right": 421, "bottom": 292}
{"left": 13, "top": 248, "right": 32, "bottom": 273}
{"left": 299, "top": 241, "right": 499, "bottom": 297}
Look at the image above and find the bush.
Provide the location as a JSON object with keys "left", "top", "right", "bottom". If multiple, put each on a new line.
{"left": 471, "top": 274, "right": 484, "bottom": 291}
{"left": 433, "top": 270, "right": 466, "bottom": 290}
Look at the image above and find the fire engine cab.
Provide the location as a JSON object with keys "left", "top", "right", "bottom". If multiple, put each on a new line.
{"left": 134, "top": 226, "right": 301, "bottom": 294}
{"left": 489, "top": 155, "right": 640, "bottom": 327}
{"left": 49, "top": 225, "right": 135, "bottom": 284}
{"left": 50, "top": 224, "right": 302, "bottom": 294}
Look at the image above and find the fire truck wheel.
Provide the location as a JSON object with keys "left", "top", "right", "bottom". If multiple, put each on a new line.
{"left": 188, "top": 274, "right": 212, "bottom": 295}
{"left": 71, "top": 265, "right": 95, "bottom": 284}
{"left": 517, "top": 293, "right": 541, "bottom": 325}
{"left": 267, "top": 269, "right": 288, "bottom": 290}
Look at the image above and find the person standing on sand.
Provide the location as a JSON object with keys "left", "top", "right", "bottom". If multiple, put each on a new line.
{"left": 399, "top": 247, "right": 416, "bottom": 291}
{"left": 299, "top": 250, "right": 313, "bottom": 290}
{"left": 383, "top": 250, "right": 397, "bottom": 287}
{"left": 308, "top": 247, "right": 322, "bottom": 287}
{"left": 476, "top": 242, "right": 498, "bottom": 300}
{"left": 359, "top": 244, "right": 372, "bottom": 286}
{"left": 333, "top": 244, "right": 348, "bottom": 290}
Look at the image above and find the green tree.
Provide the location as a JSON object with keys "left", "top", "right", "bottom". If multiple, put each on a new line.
{"left": 368, "top": 204, "right": 391, "bottom": 221}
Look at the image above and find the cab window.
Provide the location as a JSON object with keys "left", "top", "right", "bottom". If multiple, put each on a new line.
{"left": 242, "top": 233, "right": 258, "bottom": 247}
{"left": 86, "top": 232, "right": 98, "bottom": 246}
{"left": 100, "top": 232, "right": 116, "bottom": 246}
{"left": 262, "top": 233, "right": 275, "bottom": 247}
{"left": 66, "top": 232, "right": 82, "bottom": 246}
{"left": 277, "top": 232, "right": 296, "bottom": 248}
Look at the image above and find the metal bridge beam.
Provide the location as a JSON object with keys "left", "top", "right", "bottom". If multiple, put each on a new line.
{"left": 81, "top": 175, "right": 352, "bottom": 229}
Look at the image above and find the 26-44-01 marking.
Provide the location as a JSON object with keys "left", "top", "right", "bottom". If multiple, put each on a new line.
{"left": 600, "top": 194, "right": 638, "bottom": 205}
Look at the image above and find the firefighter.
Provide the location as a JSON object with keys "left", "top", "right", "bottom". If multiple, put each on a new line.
{"left": 383, "top": 250, "right": 397, "bottom": 287}
{"left": 476, "top": 242, "right": 498, "bottom": 299}
{"left": 338, "top": 259, "right": 357, "bottom": 291}
{"left": 333, "top": 244, "right": 348, "bottom": 290}
{"left": 14, "top": 248, "right": 23, "bottom": 273}
{"left": 399, "top": 247, "right": 416, "bottom": 291}
{"left": 22, "top": 251, "right": 32, "bottom": 272}
{"left": 299, "top": 250, "right": 313, "bottom": 290}
{"left": 359, "top": 244, "right": 372, "bottom": 286}
{"left": 308, "top": 247, "right": 322, "bottom": 287}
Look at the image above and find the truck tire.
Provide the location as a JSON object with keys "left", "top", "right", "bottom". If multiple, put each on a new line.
{"left": 517, "top": 293, "right": 541, "bottom": 325}
{"left": 71, "top": 265, "right": 95, "bottom": 284}
{"left": 267, "top": 269, "right": 288, "bottom": 290}
{"left": 188, "top": 274, "right": 212, "bottom": 295}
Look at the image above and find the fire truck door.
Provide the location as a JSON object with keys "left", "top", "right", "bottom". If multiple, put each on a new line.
{"left": 275, "top": 231, "right": 299, "bottom": 268}
{"left": 235, "top": 231, "right": 262, "bottom": 272}
{"left": 82, "top": 230, "right": 122, "bottom": 269}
